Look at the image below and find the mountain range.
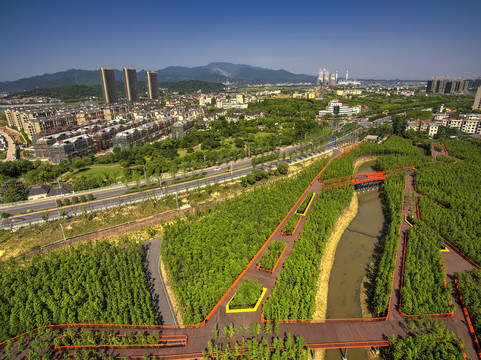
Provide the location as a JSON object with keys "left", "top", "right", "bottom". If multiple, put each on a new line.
{"left": 0, "top": 63, "right": 316, "bottom": 93}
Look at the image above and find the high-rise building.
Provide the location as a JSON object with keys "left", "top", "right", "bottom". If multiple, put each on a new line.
{"left": 474, "top": 87, "right": 481, "bottom": 110}
{"left": 100, "top": 68, "right": 118, "bottom": 104}
{"left": 123, "top": 68, "right": 139, "bottom": 101}
{"left": 146, "top": 71, "right": 159, "bottom": 99}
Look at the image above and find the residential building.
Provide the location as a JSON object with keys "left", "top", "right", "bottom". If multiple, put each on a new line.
{"left": 146, "top": 71, "right": 159, "bottom": 100}
{"left": 406, "top": 113, "right": 481, "bottom": 137}
{"left": 171, "top": 120, "right": 194, "bottom": 138}
{"left": 124, "top": 68, "right": 139, "bottom": 101}
{"left": 100, "top": 68, "right": 118, "bottom": 104}
{"left": 473, "top": 87, "right": 481, "bottom": 110}
{"left": 426, "top": 77, "right": 472, "bottom": 94}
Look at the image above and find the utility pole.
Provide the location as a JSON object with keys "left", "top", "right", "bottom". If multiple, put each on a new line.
{"left": 175, "top": 192, "right": 179, "bottom": 210}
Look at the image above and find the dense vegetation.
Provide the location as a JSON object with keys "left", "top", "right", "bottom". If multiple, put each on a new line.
{"left": 282, "top": 214, "right": 299, "bottom": 234}
{"left": 160, "top": 157, "right": 329, "bottom": 323}
{"left": 416, "top": 160, "right": 481, "bottom": 265}
{"left": 296, "top": 192, "right": 315, "bottom": 214}
{"left": 320, "top": 135, "right": 423, "bottom": 180}
{"left": 401, "top": 224, "right": 453, "bottom": 315}
{"left": 442, "top": 137, "right": 481, "bottom": 161}
{"left": 456, "top": 269, "right": 481, "bottom": 342}
{"left": 5, "top": 84, "right": 103, "bottom": 103}
{"left": 435, "top": 154, "right": 455, "bottom": 164}
{"left": 371, "top": 173, "right": 405, "bottom": 316}
{"left": 384, "top": 322, "right": 466, "bottom": 360}
{"left": 160, "top": 80, "right": 225, "bottom": 94}
{"left": 258, "top": 241, "right": 285, "bottom": 271}
{"left": 262, "top": 186, "right": 353, "bottom": 320}
{"left": 376, "top": 154, "right": 431, "bottom": 171}
{"left": 0, "top": 240, "right": 156, "bottom": 342}
{"left": 229, "top": 279, "right": 263, "bottom": 309}
{"left": 205, "top": 333, "right": 309, "bottom": 359}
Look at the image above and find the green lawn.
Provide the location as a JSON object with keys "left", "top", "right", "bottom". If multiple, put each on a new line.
{"left": 70, "top": 164, "right": 122, "bottom": 181}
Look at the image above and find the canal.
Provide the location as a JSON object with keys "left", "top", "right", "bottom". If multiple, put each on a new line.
{"left": 325, "top": 160, "right": 384, "bottom": 360}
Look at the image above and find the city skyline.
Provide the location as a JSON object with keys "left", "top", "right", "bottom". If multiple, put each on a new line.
{"left": 1, "top": 0, "right": 480, "bottom": 82}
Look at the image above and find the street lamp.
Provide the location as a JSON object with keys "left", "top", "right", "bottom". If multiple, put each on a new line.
{"left": 59, "top": 223, "right": 66, "bottom": 241}
{"left": 175, "top": 192, "right": 179, "bottom": 210}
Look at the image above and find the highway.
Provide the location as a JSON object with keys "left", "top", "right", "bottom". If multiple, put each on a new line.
{"left": 0, "top": 116, "right": 393, "bottom": 230}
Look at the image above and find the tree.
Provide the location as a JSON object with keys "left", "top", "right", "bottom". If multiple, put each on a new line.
{"left": 0, "top": 179, "right": 28, "bottom": 203}
{"left": 39, "top": 211, "right": 50, "bottom": 223}
{"left": 277, "top": 162, "right": 288, "bottom": 175}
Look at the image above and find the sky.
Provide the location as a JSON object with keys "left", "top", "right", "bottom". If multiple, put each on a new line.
{"left": 1, "top": 0, "right": 480, "bottom": 82}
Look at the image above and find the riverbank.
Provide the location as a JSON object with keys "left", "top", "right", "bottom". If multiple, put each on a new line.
{"left": 313, "top": 192, "right": 359, "bottom": 320}
{"left": 353, "top": 155, "right": 379, "bottom": 173}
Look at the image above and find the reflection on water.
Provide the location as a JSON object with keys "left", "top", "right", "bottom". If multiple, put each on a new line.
{"left": 325, "top": 160, "right": 383, "bottom": 360}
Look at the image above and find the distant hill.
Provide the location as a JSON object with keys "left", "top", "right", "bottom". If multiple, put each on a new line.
{"left": 4, "top": 80, "right": 225, "bottom": 102}
{"left": 0, "top": 63, "right": 315, "bottom": 92}
{"left": 159, "top": 80, "right": 225, "bottom": 94}
{"left": 157, "top": 62, "right": 316, "bottom": 84}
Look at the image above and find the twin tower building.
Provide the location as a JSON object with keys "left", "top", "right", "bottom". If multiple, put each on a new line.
{"left": 99, "top": 68, "right": 159, "bottom": 104}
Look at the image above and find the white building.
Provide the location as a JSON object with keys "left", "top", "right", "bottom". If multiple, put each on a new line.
{"left": 318, "top": 100, "right": 361, "bottom": 117}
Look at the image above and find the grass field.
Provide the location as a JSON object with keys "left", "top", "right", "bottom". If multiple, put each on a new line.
{"left": 69, "top": 164, "right": 122, "bottom": 181}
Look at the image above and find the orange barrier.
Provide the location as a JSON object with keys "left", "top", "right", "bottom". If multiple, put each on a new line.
{"left": 320, "top": 171, "right": 388, "bottom": 190}
{"left": 308, "top": 340, "right": 389, "bottom": 349}
{"left": 455, "top": 278, "right": 481, "bottom": 359}
{"left": 257, "top": 242, "right": 287, "bottom": 274}
{"left": 416, "top": 196, "right": 420, "bottom": 220}
{"left": 55, "top": 338, "right": 187, "bottom": 351}
{"left": 440, "top": 142, "right": 449, "bottom": 155}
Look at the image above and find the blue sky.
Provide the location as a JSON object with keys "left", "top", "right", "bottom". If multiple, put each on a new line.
{"left": 1, "top": 0, "right": 480, "bottom": 81}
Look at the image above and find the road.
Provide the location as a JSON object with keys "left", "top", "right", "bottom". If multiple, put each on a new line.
{"left": 0, "top": 127, "right": 17, "bottom": 161}
{"left": 0, "top": 137, "right": 355, "bottom": 230}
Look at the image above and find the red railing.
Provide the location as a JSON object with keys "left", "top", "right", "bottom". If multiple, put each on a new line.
{"left": 455, "top": 278, "right": 481, "bottom": 359}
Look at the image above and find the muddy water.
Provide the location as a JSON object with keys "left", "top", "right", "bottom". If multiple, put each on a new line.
{"left": 325, "top": 161, "right": 384, "bottom": 360}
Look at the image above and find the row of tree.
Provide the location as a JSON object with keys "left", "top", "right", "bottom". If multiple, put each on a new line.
{"left": 385, "top": 325, "right": 466, "bottom": 359}
{"left": 282, "top": 214, "right": 299, "bottom": 234}
{"left": 376, "top": 154, "right": 431, "bottom": 171}
{"left": 401, "top": 224, "right": 453, "bottom": 315}
{"left": 416, "top": 160, "right": 481, "bottom": 266}
{"left": 229, "top": 278, "right": 263, "bottom": 308}
{"left": 0, "top": 240, "right": 156, "bottom": 342}
{"left": 160, "top": 157, "right": 330, "bottom": 324}
{"left": 258, "top": 241, "right": 285, "bottom": 271}
{"left": 456, "top": 269, "right": 481, "bottom": 342}
{"left": 262, "top": 186, "right": 354, "bottom": 320}
{"left": 204, "top": 333, "right": 309, "bottom": 360}
{"left": 371, "top": 173, "right": 405, "bottom": 316}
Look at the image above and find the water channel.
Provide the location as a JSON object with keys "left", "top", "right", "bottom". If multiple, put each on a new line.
{"left": 324, "top": 160, "right": 385, "bottom": 360}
